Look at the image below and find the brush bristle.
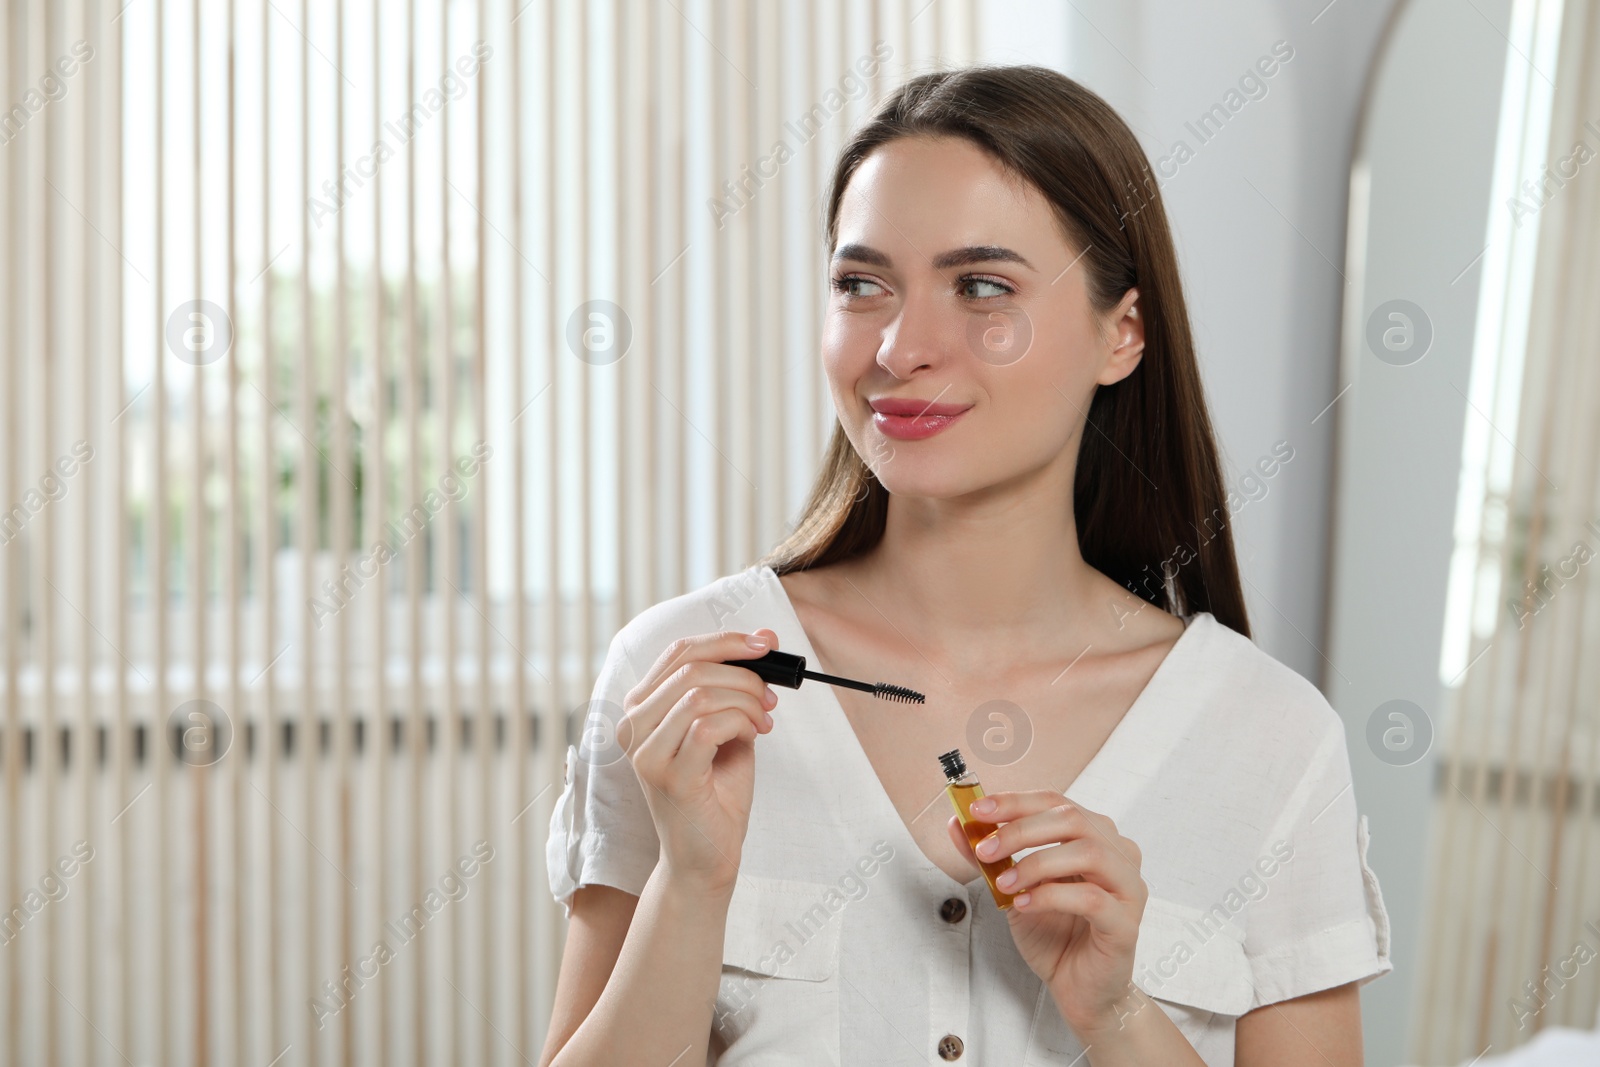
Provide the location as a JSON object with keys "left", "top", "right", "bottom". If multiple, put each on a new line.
{"left": 873, "top": 683, "right": 926, "bottom": 704}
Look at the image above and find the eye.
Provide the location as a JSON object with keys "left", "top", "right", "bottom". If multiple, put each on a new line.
{"left": 831, "top": 274, "right": 886, "bottom": 299}
{"left": 960, "top": 275, "right": 1015, "bottom": 300}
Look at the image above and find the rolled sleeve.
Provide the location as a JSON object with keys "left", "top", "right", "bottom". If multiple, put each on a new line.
{"left": 1242, "top": 712, "right": 1394, "bottom": 1009}
{"left": 545, "top": 628, "right": 661, "bottom": 919}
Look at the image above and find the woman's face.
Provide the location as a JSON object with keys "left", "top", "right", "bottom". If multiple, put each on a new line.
{"left": 824, "top": 134, "right": 1144, "bottom": 501}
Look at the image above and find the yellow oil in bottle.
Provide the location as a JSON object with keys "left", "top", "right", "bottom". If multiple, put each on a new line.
{"left": 939, "top": 748, "right": 1016, "bottom": 910}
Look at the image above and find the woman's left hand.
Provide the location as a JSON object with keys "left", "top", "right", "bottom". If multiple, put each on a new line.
{"left": 946, "top": 789, "right": 1148, "bottom": 1036}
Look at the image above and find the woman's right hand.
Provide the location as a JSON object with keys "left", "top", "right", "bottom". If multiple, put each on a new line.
{"left": 623, "top": 628, "right": 781, "bottom": 893}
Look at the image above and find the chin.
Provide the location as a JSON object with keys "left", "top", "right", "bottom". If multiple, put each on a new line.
{"left": 873, "top": 464, "right": 988, "bottom": 501}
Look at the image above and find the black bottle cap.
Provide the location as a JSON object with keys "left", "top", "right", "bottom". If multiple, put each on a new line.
{"left": 937, "top": 748, "right": 967, "bottom": 781}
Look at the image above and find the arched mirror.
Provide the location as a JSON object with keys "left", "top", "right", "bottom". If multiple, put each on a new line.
{"left": 1327, "top": 0, "right": 1599, "bottom": 1062}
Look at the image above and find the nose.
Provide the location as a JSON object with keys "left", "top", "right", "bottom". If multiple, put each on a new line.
{"left": 875, "top": 289, "right": 948, "bottom": 379}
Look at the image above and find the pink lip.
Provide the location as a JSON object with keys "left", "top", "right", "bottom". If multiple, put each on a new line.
{"left": 871, "top": 406, "right": 971, "bottom": 440}
{"left": 868, "top": 397, "right": 971, "bottom": 417}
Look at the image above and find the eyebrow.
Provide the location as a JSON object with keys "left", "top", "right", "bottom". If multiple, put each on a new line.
{"left": 831, "top": 242, "right": 1036, "bottom": 272}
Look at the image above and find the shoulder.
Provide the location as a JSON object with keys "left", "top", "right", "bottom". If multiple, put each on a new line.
{"left": 1198, "top": 614, "right": 1343, "bottom": 734}
{"left": 1188, "top": 614, "right": 1352, "bottom": 787}
{"left": 609, "top": 565, "right": 773, "bottom": 675}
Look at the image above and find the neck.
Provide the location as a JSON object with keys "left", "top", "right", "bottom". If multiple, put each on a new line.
{"left": 847, "top": 464, "right": 1110, "bottom": 666}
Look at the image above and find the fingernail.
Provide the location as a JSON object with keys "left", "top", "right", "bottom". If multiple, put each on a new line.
{"left": 972, "top": 797, "right": 994, "bottom": 815}
{"left": 996, "top": 869, "right": 1016, "bottom": 889}
{"left": 746, "top": 634, "right": 770, "bottom": 650}
{"left": 977, "top": 836, "right": 998, "bottom": 857}
{"left": 763, "top": 712, "right": 774, "bottom": 729}
{"left": 764, "top": 685, "right": 777, "bottom": 704}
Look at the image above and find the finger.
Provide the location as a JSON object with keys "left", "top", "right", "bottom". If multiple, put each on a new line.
{"left": 969, "top": 788, "right": 1089, "bottom": 824}
{"left": 973, "top": 795, "right": 1128, "bottom": 867}
{"left": 666, "top": 707, "right": 761, "bottom": 784}
{"left": 972, "top": 795, "right": 1082, "bottom": 862}
{"left": 634, "top": 630, "right": 779, "bottom": 704}
{"left": 947, "top": 814, "right": 979, "bottom": 864}
{"left": 999, "top": 837, "right": 1145, "bottom": 901}
{"left": 631, "top": 658, "right": 777, "bottom": 746}
{"left": 1012, "top": 880, "right": 1139, "bottom": 942}
{"left": 634, "top": 685, "right": 771, "bottom": 773}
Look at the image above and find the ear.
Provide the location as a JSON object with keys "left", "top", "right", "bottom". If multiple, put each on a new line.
{"left": 1095, "top": 287, "right": 1145, "bottom": 386}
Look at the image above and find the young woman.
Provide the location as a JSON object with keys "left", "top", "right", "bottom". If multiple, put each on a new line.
{"left": 539, "top": 64, "right": 1390, "bottom": 1066}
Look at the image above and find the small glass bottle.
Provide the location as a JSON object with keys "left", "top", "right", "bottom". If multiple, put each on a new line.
{"left": 939, "top": 747, "right": 1016, "bottom": 910}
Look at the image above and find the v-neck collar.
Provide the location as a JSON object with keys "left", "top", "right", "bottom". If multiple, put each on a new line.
{"left": 756, "top": 564, "right": 1212, "bottom": 893}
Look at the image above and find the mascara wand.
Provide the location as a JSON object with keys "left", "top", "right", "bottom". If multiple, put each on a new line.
{"left": 723, "top": 649, "right": 926, "bottom": 704}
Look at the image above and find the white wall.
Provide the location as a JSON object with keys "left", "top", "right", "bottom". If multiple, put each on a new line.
{"left": 981, "top": 0, "right": 1401, "bottom": 680}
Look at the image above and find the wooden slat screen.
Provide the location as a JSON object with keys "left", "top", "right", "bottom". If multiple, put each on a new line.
{"left": 0, "top": 1, "right": 977, "bottom": 1063}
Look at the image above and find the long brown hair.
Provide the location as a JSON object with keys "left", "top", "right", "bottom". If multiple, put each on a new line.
{"left": 757, "top": 64, "right": 1251, "bottom": 639}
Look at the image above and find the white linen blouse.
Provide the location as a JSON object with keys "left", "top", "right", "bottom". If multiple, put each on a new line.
{"left": 547, "top": 564, "right": 1393, "bottom": 1066}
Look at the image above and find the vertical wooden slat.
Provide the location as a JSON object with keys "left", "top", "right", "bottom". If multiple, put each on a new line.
{"left": 1, "top": 0, "right": 19, "bottom": 1060}
{"left": 614, "top": 0, "right": 627, "bottom": 682}
{"left": 1, "top": 2, "right": 19, "bottom": 1062}
{"left": 576, "top": 0, "right": 592, "bottom": 709}
{"left": 403, "top": 0, "right": 427, "bottom": 1057}
{"left": 35, "top": 0, "right": 58, "bottom": 1061}
{"left": 331, "top": 0, "right": 355, "bottom": 1063}
{"left": 748, "top": 4, "right": 774, "bottom": 556}
{"left": 804, "top": 0, "right": 820, "bottom": 494}
{"left": 225, "top": 0, "right": 245, "bottom": 1060}
{"left": 510, "top": 0, "right": 530, "bottom": 1051}
{"left": 671, "top": 2, "right": 685, "bottom": 597}
{"left": 438, "top": 0, "right": 462, "bottom": 1056}
{"left": 708, "top": 0, "right": 724, "bottom": 583}
{"left": 296, "top": 1, "right": 319, "bottom": 1062}
{"left": 77, "top": 2, "right": 96, "bottom": 1059}
{"left": 739, "top": 0, "right": 758, "bottom": 566}
{"left": 471, "top": 0, "right": 493, "bottom": 1052}
{"left": 369, "top": 0, "right": 391, "bottom": 1055}
{"left": 867, "top": 0, "right": 881, "bottom": 107}
{"left": 901, "top": 0, "right": 913, "bottom": 86}
{"left": 734, "top": 0, "right": 754, "bottom": 569}
{"left": 638, "top": 0, "right": 656, "bottom": 612}
{"left": 153, "top": 0, "right": 173, "bottom": 1059}
{"left": 539, "top": 0, "right": 563, "bottom": 1027}
{"left": 757, "top": 0, "right": 782, "bottom": 553}
{"left": 190, "top": 0, "right": 211, "bottom": 1060}
{"left": 112, "top": 1, "right": 131, "bottom": 1056}
{"left": 258, "top": 0, "right": 282, "bottom": 1050}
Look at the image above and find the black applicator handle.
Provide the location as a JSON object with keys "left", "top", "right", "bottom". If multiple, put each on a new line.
{"left": 721, "top": 649, "right": 808, "bottom": 689}
{"left": 722, "top": 649, "right": 926, "bottom": 704}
